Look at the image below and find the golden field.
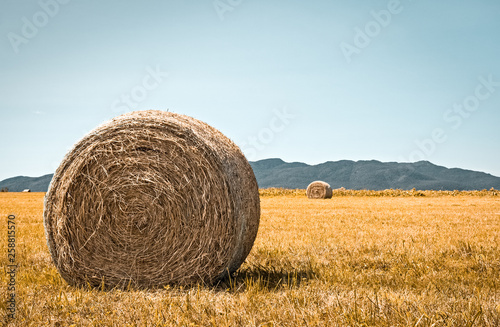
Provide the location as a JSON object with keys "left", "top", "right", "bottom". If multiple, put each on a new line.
{"left": 1, "top": 190, "right": 500, "bottom": 326}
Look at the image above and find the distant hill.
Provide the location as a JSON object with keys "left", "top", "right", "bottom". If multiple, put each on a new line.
{"left": 249, "top": 159, "right": 500, "bottom": 190}
{"left": 1, "top": 159, "right": 499, "bottom": 192}
{"left": 0, "top": 174, "right": 53, "bottom": 192}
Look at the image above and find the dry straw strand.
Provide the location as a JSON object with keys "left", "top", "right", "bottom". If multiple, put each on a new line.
{"left": 306, "top": 181, "right": 333, "bottom": 199}
{"left": 43, "top": 110, "right": 260, "bottom": 289}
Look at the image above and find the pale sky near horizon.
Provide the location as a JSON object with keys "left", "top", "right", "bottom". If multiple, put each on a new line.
{"left": 1, "top": 0, "right": 499, "bottom": 181}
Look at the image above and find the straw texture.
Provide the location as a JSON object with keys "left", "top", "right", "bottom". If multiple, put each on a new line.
{"left": 43, "top": 110, "right": 260, "bottom": 288}
{"left": 306, "top": 181, "right": 333, "bottom": 199}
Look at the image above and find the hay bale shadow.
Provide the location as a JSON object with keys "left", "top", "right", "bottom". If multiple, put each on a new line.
{"left": 214, "top": 264, "right": 318, "bottom": 292}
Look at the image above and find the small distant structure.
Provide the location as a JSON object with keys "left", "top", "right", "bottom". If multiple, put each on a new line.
{"left": 22, "top": 189, "right": 31, "bottom": 193}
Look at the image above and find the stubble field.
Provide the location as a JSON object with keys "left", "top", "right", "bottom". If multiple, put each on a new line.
{"left": 1, "top": 190, "right": 500, "bottom": 326}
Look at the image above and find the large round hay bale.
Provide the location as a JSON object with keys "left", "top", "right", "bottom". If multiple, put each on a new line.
{"left": 43, "top": 110, "right": 260, "bottom": 288}
{"left": 306, "top": 181, "right": 333, "bottom": 199}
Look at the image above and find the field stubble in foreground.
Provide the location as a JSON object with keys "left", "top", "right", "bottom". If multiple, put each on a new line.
{"left": 0, "top": 191, "right": 499, "bottom": 326}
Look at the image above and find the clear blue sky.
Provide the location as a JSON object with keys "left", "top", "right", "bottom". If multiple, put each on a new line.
{"left": 1, "top": 0, "right": 499, "bottom": 181}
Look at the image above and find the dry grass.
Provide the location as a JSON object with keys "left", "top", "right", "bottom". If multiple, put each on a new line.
{"left": 260, "top": 187, "right": 500, "bottom": 197}
{"left": 1, "top": 191, "right": 500, "bottom": 326}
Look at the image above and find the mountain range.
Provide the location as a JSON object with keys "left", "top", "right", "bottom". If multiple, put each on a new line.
{"left": 0, "top": 174, "right": 54, "bottom": 192}
{"left": 1, "top": 159, "right": 499, "bottom": 192}
{"left": 250, "top": 159, "right": 500, "bottom": 190}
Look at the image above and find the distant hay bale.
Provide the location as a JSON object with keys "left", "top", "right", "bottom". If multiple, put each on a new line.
{"left": 22, "top": 189, "right": 31, "bottom": 192}
{"left": 306, "top": 181, "right": 332, "bottom": 199}
{"left": 43, "top": 110, "right": 260, "bottom": 288}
